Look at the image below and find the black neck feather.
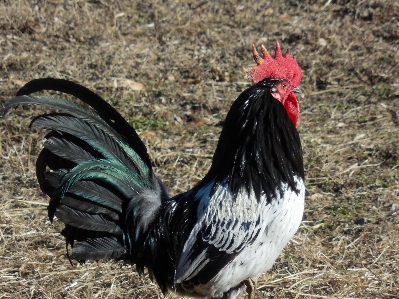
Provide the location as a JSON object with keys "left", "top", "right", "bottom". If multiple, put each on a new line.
{"left": 205, "top": 79, "right": 304, "bottom": 202}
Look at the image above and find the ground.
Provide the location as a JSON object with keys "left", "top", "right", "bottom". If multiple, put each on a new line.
{"left": 0, "top": 0, "right": 398, "bottom": 298}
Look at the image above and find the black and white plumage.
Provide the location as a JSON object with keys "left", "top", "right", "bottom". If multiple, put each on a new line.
{"left": 168, "top": 78, "right": 304, "bottom": 298}
{"left": 0, "top": 71, "right": 304, "bottom": 298}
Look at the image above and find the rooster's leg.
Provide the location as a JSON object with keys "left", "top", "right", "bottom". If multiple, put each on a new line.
{"left": 244, "top": 278, "right": 258, "bottom": 299}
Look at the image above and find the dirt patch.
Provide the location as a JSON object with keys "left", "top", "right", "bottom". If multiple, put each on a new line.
{"left": 1, "top": 0, "right": 398, "bottom": 298}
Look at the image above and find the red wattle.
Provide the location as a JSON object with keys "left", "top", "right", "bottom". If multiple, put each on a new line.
{"left": 283, "top": 92, "right": 299, "bottom": 127}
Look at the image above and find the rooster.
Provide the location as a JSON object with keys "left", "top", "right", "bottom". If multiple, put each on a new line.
{"left": 0, "top": 41, "right": 304, "bottom": 299}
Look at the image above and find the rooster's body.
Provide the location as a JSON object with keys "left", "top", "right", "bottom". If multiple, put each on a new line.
{"left": 0, "top": 42, "right": 304, "bottom": 299}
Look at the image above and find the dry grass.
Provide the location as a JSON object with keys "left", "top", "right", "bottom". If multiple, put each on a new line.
{"left": 0, "top": 0, "right": 399, "bottom": 298}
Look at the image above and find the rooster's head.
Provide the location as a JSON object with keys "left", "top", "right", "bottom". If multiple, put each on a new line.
{"left": 244, "top": 41, "right": 302, "bottom": 127}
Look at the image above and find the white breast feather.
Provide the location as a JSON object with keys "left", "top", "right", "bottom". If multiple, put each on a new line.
{"left": 176, "top": 176, "right": 305, "bottom": 298}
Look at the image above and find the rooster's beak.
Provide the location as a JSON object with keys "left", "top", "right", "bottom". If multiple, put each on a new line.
{"left": 292, "top": 87, "right": 301, "bottom": 93}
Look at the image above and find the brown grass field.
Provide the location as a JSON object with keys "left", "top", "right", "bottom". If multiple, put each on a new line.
{"left": 0, "top": 1, "right": 398, "bottom": 298}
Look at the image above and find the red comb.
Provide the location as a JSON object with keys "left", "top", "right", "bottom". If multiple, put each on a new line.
{"left": 244, "top": 41, "right": 302, "bottom": 88}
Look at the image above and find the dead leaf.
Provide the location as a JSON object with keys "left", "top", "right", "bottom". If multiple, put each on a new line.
{"left": 318, "top": 38, "right": 327, "bottom": 47}
{"left": 10, "top": 78, "right": 27, "bottom": 87}
{"left": 279, "top": 14, "right": 291, "bottom": 21}
{"left": 140, "top": 131, "right": 156, "bottom": 139}
{"left": 309, "top": 193, "right": 323, "bottom": 201}
{"left": 264, "top": 8, "right": 274, "bottom": 15}
{"left": 119, "top": 79, "right": 144, "bottom": 91}
{"left": 188, "top": 115, "right": 211, "bottom": 127}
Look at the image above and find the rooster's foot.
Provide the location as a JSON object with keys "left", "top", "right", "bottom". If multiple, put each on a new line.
{"left": 244, "top": 278, "right": 258, "bottom": 299}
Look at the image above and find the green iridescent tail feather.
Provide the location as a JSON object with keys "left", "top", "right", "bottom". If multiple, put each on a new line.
{"left": 0, "top": 78, "right": 168, "bottom": 261}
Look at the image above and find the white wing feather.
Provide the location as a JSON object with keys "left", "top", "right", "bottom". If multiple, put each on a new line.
{"left": 176, "top": 180, "right": 269, "bottom": 282}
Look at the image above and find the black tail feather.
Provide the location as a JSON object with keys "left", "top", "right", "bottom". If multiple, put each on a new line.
{"left": 45, "top": 170, "right": 124, "bottom": 213}
{"left": 16, "top": 78, "right": 151, "bottom": 167}
{"left": 61, "top": 226, "right": 126, "bottom": 261}
{"left": 58, "top": 195, "right": 120, "bottom": 222}
{"left": 2, "top": 78, "right": 168, "bottom": 283}
{"left": 31, "top": 113, "right": 141, "bottom": 172}
{"left": 71, "top": 237, "right": 126, "bottom": 261}
{"left": 55, "top": 205, "right": 123, "bottom": 236}
{"left": 44, "top": 134, "right": 97, "bottom": 164}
